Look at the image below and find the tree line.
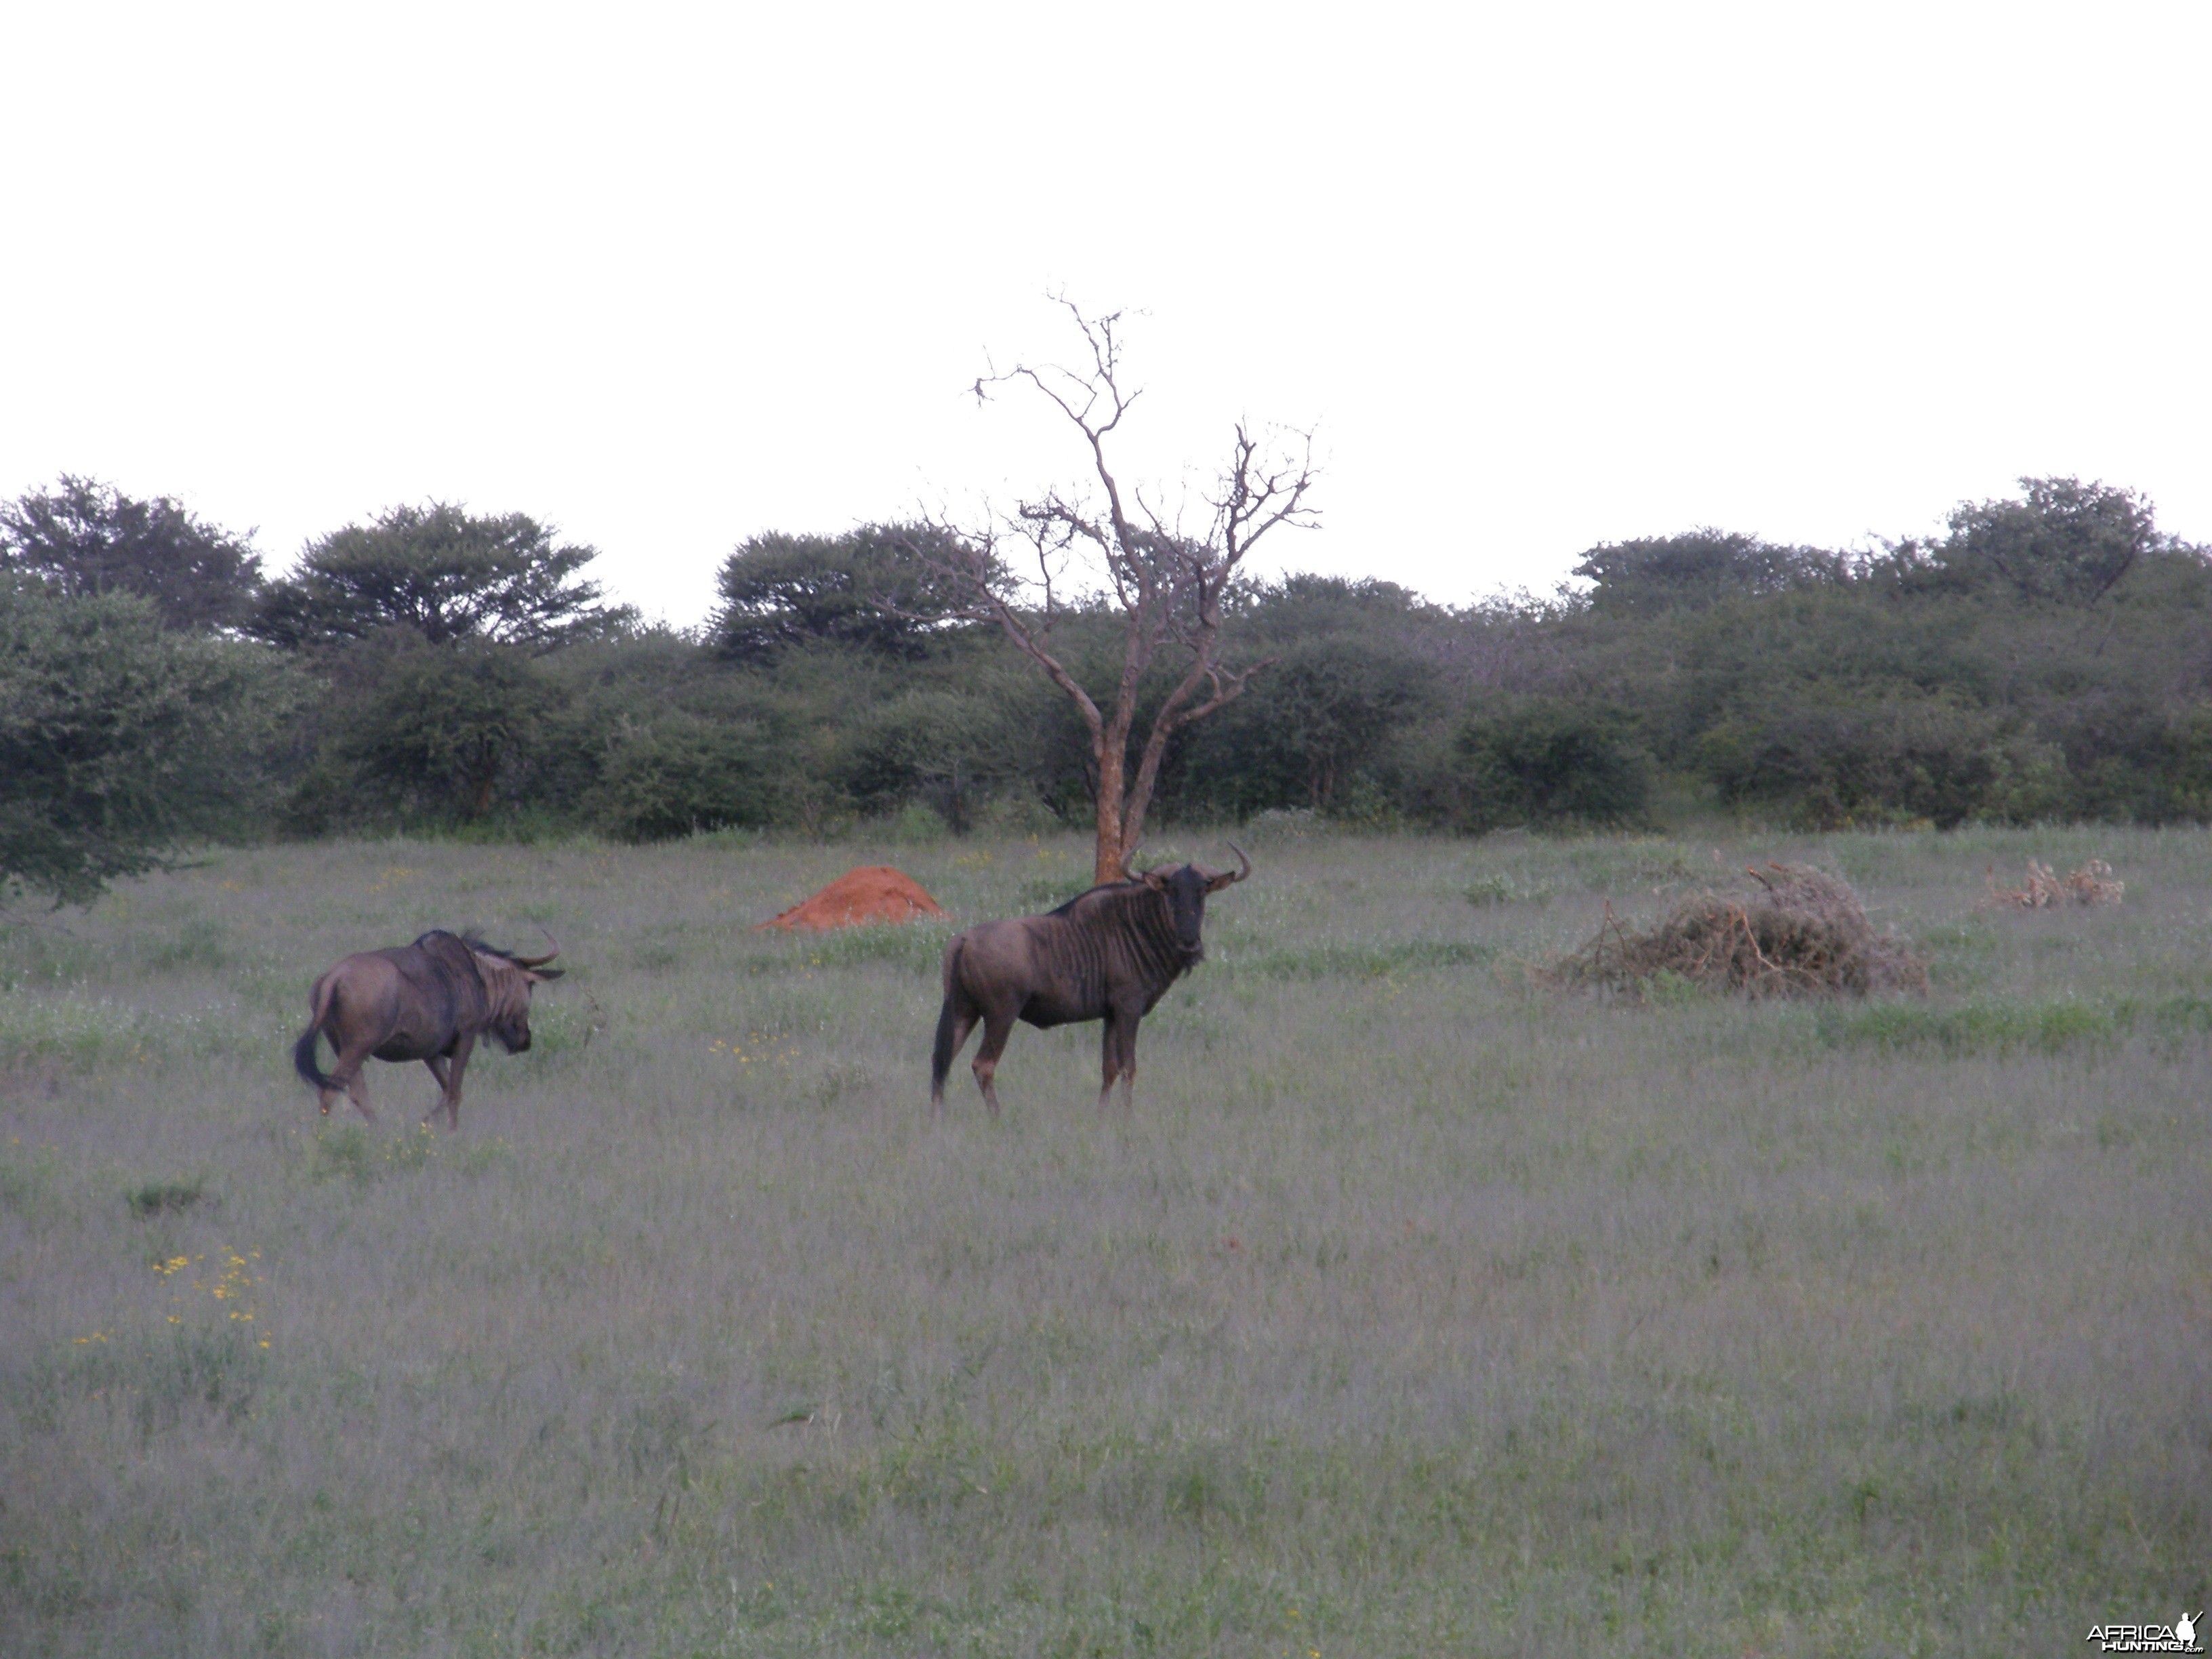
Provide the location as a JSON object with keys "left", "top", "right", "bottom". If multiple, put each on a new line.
{"left": 5, "top": 459, "right": 2207, "bottom": 904}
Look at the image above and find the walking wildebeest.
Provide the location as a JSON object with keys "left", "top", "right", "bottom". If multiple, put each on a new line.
{"left": 929, "top": 845, "right": 1250, "bottom": 1118}
{"left": 293, "top": 930, "right": 562, "bottom": 1130}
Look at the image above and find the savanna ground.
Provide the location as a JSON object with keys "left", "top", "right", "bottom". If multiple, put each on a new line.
{"left": 1, "top": 822, "right": 2207, "bottom": 1657}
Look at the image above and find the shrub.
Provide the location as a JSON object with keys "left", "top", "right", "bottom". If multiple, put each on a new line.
{"left": 0, "top": 581, "right": 303, "bottom": 901}
{"left": 320, "top": 638, "right": 548, "bottom": 823}
{"left": 1694, "top": 692, "right": 2060, "bottom": 829}
{"left": 888, "top": 802, "right": 949, "bottom": 844}
{"left": 1450, "top": 699, "right": 1653, "bottom": 832}
{"left": 587, "top": 713, "right": 777, "bottom": 840}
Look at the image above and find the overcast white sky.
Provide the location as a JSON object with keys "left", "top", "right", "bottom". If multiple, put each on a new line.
{"left": 3, "top": 3, "right": 2207, "bottom": 624}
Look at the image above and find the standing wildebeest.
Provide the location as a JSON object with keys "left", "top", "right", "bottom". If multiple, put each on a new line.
{"left": 293, "top": 930, "right": 562, "bottom": 1130}
{"left": 930, "top": 846, "right": 1250, "bottom": 1118}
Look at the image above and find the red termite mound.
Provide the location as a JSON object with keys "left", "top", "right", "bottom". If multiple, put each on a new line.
{"left": 754, "top": 866, "right": 948, "bottom": 932}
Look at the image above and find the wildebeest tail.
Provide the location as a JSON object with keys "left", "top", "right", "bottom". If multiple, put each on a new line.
{"left": 930, "top": 938, "right": 966, "bottom": 1095}
{"left": 293, "top": 975, "right": 338, "bottom": 1091}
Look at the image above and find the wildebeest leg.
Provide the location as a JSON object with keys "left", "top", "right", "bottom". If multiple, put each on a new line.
{"left": 424, "top": 1055, "right": 452, "bottom": 1123}
{"left": 1111, "top": 1009, "right": 1141, "bottom": 1115}
{"left": 971, "top": 1008, "right": 1015, "bottom": 1118}
{"left": 1097, "top": 1013, "right": 1123, "bottom": 1113}
{"left": 930, "top": 1007, "right": 977, "bottom": 1120}
{"left": 432, "top": 1033, "right": 476, "bottom": 1132}
{"left": 329, "top": 1039, "right": 377, "bottom": 1122}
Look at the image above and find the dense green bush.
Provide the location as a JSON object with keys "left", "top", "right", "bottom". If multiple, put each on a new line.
{"left": 1694, "top": 692, "right": 2063, "bottom": 829}
{"left": 319, "top": 638, "right": 550, "bottom": 822}
{"left": 584, "top": 711, "right": 780, "bottom": 839}
{"left": 10, "top": 472, "right": 2211, "bottom": 857}
{"left": 1448, "top": 699, "right": 1654, "bottom": 831}
{"left": 0, "top": 581, "right": 302, "bottom": 899}
{"left": 1164, "top": 577, "right": 1438, "bottom": 821}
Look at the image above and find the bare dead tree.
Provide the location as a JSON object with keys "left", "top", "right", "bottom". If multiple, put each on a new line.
{"left": 894, "top": 305, "right": 1318, "bottom": 886}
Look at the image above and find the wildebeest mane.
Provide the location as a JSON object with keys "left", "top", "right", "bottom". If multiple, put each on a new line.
{"left": 403, "top": 930, "right": 493, "bottom": 1026}
{"left": 1046, "top": 880, "right": 1143, "bottom": 919}
{"left": 449, "top": 932, "right": 535, "bottom": 966}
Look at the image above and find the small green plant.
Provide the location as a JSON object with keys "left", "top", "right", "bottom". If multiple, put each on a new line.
{"left": 1242, "top": 806, "right": 1321, "bottom": 840}
{"left": 1638, "top": 966, "right": 1702, "bottom": 1006}
{"left": 0, "top": 1139, "right": 59, "bottom": 1214}
{"left": 306, "top": 1124, "right": 377, "bottom": 1185}
{"left": 1464, "top": 873, "right": 1553, "bottom": 906}
{"left": 1325, "top": 775, "right": 1404, "bottom": 831}
{"left": 305, "top": 1122, "right": 445, "bottom": 1184}
{"left": 146, "top": 917, "right": 230, "bottom": 971}
{"left": 888, "top": 802, "right": 948, "bottom": 844}
{"left": 798, "top": 923, "right": 952, "bottom": 974}
{"left": 973, "top": 795, "right": 1060, "bottom": 836}
{"left": 126, "top": 1179, "right": 207, "bottom": 1218}
{"left": 450, "top": 1136, "right": 516, "bottom": 1177}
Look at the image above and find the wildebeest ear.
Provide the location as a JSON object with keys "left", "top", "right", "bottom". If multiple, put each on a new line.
{"left": 1139, "top": 867, "right": 1172, "bottom": 891}
{"left": 527, "top": 967, "right": 565, "bottom": 982}
{"left": 1200, "top": 842, "right": 1252, "bottom": 893}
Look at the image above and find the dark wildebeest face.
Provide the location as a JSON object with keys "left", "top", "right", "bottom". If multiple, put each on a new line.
{"left": 473, "top": 945, "right": 563, "bottom": 1053}
{"left": 1140, "top": 845, "right": 1252, "bottom": 958}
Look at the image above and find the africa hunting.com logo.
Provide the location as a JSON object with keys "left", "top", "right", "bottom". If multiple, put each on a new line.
{"left": 2087, "top": 1612, "right": 2204, "bottom": 1654}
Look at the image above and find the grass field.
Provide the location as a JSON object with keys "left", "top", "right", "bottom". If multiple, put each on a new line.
{"left": 2, "top": 823, "right": 2208, "bottom": 1656}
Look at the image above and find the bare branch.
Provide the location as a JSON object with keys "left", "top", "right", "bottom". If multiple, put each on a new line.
{"left": 954, "top": 304, "right": 1317, "bottom": 882}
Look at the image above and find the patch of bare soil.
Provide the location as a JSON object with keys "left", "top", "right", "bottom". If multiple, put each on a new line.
{"left": 755, "top": 867, "right": 947, "bottom": 932}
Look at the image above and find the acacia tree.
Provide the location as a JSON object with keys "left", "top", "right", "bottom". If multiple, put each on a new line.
{"left": 251, "top": 502, "right": 632, "bottom": 651}
{"left": 897, "top": 306, "right": 1317, "bottom": 884}
{"left": 1, "top": 476, "right": 264, "bottom": 630}
{"left": 710, "top": 523, "right": 975, "bottom": 662}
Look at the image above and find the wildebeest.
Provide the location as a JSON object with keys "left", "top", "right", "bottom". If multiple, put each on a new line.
{"left": 930, "top": 846, "right": 1250, "bottom": 1118}
{"left": 293, "top": 930, "right": 563, "bottom": 1130}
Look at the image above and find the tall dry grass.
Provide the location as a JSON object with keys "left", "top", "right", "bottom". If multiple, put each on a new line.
{"left": 1, "top": 824, "right": 2207, "bottom": 1655}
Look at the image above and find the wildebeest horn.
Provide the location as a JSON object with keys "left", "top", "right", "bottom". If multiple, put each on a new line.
{"left": 1118, "top": 840, "right": 1147, "bottom": 880}
{"left": 1197, "top": 842, "right": 1252, "bottom": 891}
{"left": 511, "top": 928, "right": 561, "bottom": 969}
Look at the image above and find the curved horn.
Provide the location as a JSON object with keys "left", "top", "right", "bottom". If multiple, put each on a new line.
{"left": 510, "top": 927, "right": 561, "bottom": 969}
{"left": 1118, "top": 840, "right": 1147, "bottom": 881}
{"left": 1200, "top": 842, "right": 1252, "bottom": 892}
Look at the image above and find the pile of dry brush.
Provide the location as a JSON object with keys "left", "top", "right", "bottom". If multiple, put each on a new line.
{"left": 1983, "top": 858, "right": 2125, "bottom": 909}
{"left": 1549, "top": 863, "right": 1929, "bottom": 1000}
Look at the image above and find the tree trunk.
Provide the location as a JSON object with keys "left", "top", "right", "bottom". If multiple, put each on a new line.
{"left": 1093, "top": 744, "right": 1127, "bottom": 885}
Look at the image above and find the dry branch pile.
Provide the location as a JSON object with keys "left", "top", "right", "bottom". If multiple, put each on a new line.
{"left": 1550, "top": 863, "right": 1929, "bottom": 999}
{"left": 1982, "top": 859, "right": 2124, "bottom": 909}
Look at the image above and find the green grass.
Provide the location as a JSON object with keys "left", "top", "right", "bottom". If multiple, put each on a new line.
{"left": 1817, "top": 993, "right": 2212, "bottom": 1055}
{"left": 1, "top": 825, "right": 2208, "bottom": 1655}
